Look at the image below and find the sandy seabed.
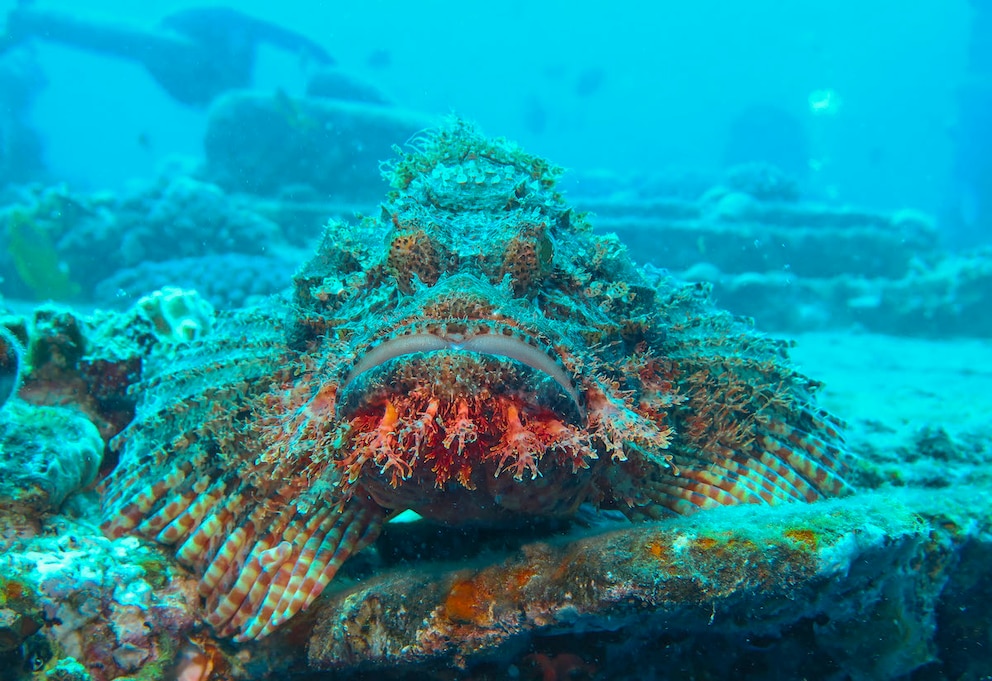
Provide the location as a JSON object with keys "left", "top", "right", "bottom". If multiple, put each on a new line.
{"left": 791, "top": 331, "right": 992, "bottom": 443}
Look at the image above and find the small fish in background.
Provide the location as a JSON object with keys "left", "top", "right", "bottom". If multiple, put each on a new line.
{"left": 866, "top": 145, "right": 885, "bottom": 168}
{"left": 808, "top": 88, "right": 842, "bottom": 116}
{"left": 136, "top": 131, "right": 153, "bottom": 152}
{"left": 574, "top": 66, "right": 606, "bottom": 98}
{"left": 366, "top": 48, "right": 392, "bottom": 70}
{"left": 522, "top": 93, "right": 548, "bottom": 135}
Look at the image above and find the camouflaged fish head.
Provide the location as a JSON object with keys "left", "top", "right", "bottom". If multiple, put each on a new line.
{"left": 102, "top": 120, "right": 851, "bottom": 642}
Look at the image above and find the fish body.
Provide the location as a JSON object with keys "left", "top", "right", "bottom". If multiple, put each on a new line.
{"left": 102, "top": 121, "right": 850, "bottom": 641}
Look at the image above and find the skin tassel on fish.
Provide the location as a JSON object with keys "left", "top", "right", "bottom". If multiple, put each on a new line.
{"left": 102, "top": 119, "right": 851, "bottom": 641}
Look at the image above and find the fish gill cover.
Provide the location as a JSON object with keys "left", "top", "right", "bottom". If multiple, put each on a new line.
{"left": 100, "top": 119, "right": 850, "bottom": 642}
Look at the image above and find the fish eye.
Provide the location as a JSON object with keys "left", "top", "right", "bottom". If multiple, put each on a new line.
{"left": 498, "top": 222, "right": 553, "bottom": 296}
{"left": 385, "top": 227, "right": 442, "bottom": 294}
{"left": 21, "top": 634, "right": 53, "bottom": 673}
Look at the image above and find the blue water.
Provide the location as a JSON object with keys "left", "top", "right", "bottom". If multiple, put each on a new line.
{"left": 6, "top": 0, "right": 973, "bottom": 219}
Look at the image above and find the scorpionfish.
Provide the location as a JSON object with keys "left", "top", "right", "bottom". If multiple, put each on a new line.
{"left": 102, "top": 120, "right": 851, "bottom": 641}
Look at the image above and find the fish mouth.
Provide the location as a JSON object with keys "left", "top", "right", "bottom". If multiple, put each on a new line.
{"left": 332, "top": 320, "right": 599, "bottom": 497}
{"left": 339, "top": 321, "right": 583, "bottom": 420}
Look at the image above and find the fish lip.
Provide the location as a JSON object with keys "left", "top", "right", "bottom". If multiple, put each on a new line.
{"left": 341, "top": 319, "right": 584, "bottom": 417}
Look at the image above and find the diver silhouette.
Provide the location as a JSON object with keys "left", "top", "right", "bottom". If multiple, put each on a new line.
{"left": 1, "top": 4, "right": 334, "bottom": 107}
{"left": 0, "top": 43, "right": 46, "bottom": 185}
{"left": 949, "top": 0, "right": 992, "bottom": 248}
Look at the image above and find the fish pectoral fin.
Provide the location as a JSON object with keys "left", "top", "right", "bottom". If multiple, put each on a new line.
{"left": 103, "top": 454, "right": 385, "bottom": 641}
{"left": 198, "top": 493, "right": 385, "bottom": 641}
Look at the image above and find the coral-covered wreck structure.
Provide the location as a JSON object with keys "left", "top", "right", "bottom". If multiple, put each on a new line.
{"left": 1, "top": 122, "right": 989, "bottom": 681}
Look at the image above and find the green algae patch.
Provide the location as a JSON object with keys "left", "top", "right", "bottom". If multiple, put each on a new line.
{"left": 5, "top": 208, "right": 81, "bottom": 302}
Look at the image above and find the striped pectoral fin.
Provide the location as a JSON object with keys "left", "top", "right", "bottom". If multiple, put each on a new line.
{"left": 754, "top": 427, "right": 851, "bottom": 499}
{"left": 201, "top": 493, "right": 386, "bottom": 641}
{"left": 624, "top": 416, "right": 852, "bottom": 519}
{"left": 101, "top": 451, "right": 193, "bottom": 537}
{"left": 629, "top": 444, "right": 798, "bottom": 517}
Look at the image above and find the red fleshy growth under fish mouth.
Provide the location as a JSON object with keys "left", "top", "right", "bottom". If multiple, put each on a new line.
{"left": 334, "top": 321, "right": 597, "bottom": 513}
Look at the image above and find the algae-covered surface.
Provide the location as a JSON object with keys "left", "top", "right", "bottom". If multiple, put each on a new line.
{"left": 310, "top": 487, "right": 989, "bottom": 679}
{"left": 298, "top": 332, "right": 992, "bottom": 680}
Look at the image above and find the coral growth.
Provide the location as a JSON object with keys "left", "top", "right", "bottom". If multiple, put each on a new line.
{"left": 135, "top": 287, "right": 215, "bottom": 343}
{"left": 203, "top": 91, "right": 433, "bottom": 199}
{"left": 0, "top": 521, "right": 200, "bottom": 681}
{"left": 94, "top": 253, "right": 297, "bottom": 309}
{"left": 0, "top": 401, "right": 103, "bottom": 514}
{"left": 0, "top": 177, "right": 283, "bottom": 303}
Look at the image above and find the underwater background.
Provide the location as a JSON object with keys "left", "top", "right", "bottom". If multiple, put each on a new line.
{"left": 0, "top": 1, "right": 991, "bottom": 680}
{"left": 11, "top": 1, "right": 978, "bottom": 217}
